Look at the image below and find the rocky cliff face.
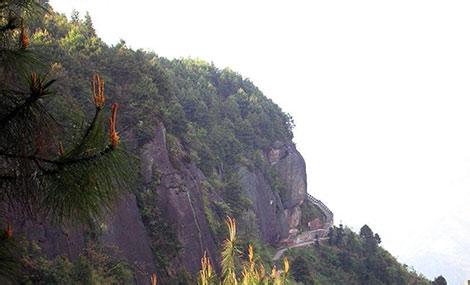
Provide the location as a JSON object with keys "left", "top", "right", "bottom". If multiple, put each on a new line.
{"left": 12, "top": 120, "right": 309, "bottom": 283}
{"left": 238, "top": 166, "right": 287, "bottom": 244}
{"left": 12, "top": 190, "right": 156, "bottom": 284}
{"left": 135, "top": 120, "right": 309, "bottom": 276}
{"left": 140, "top": 122, "right": 219, "bottom": 274}
{"left": 268, "top": 141, "right": 308, "bottom": 234}
{"left": 236, "top": 141, "right": 309, "bottom": 245}
{"left": 138, "top": 122, "right": 309, "bottom": 273}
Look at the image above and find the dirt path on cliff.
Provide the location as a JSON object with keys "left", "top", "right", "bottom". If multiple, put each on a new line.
{"left": 273, "top": 236, "right": 329, "bottom": 261}
{"left": 273, "top": 194, "right": 334, "bottom": 261}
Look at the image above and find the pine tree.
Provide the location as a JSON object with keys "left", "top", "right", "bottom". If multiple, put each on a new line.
{"left": 335, "top": 223, "right": 344, "bottom": 246}
{"left": 432, "top": 275, "right": 447, "bottom": 285}
{"left": 0, "top": 1, "right": 134, "bottom": 281}
{"left": 360, "top": 225, "right": 378, "bottom": 253}
{"left": 327, "top": 227, "right": 334, "bottom": 246}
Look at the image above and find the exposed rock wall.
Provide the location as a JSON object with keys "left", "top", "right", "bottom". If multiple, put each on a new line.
{"left": 12, "top": 123, "right": 310, "bottom": 284}
{"left": 268, "top": 142, "right": 308, "bottom": 233}
{"left": 11, "top": 192, "right": 156, "bottom": 284}
{"left": 237, "top": 141, "right": 308, "bottom": 243}
{"left": 238, "top": 166, "right": 287, "bottom": 243}
{"left": 101, "top": 193, "right": 157, "bottom": 284}
{"left": 140, "top": 122, "right": 219, "bottom": 274}
{"left": 138, "top": 126, "right": 310, "bottom": 274}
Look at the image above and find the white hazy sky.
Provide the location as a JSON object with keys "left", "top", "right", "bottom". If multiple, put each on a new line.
{"left": 49, "top": 1, "right": 470, "bottom": 283}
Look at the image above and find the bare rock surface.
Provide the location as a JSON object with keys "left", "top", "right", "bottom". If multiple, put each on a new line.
{"left": 10, "top": 123, "right": 314, "bottom": 284}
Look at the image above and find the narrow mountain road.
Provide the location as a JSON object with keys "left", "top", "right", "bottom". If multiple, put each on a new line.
{"left": 273, "top": 233, "right": 329, "bottom": 260}
{"left": 273, "top": 194, "right": 333, "bottom": 261}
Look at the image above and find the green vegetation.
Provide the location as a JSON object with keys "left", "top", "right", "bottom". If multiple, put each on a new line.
{"left": 29, "top": 11, "right": 295, "bottom": 177}
{"left": 432, "top": 275, "right": 447, "bottom": 285}
{"left": 135, "top": 174, "right": 181, "bottom": 277}
{"left": 19, "top": 240, "right": 134, "bottom": 284}
{"left": 0, "top": 1, "right": 135, "bottom": 225}
{"left": 197, "top": 217, "right": 291, "bottom": 285}
{"left": 0, "top": 1, "right": 438, "bottom": 284}
{"left": 286, "top": 225, "right": 430, "bottom": 285}
{"left": 27, "top": 3, "right": 294, "bottom": 230}
{"left": 1, "top": 1, "right": 135, "bottom": 282}
{"left": 0, "top": 2, "right": 290, "bottom": 280}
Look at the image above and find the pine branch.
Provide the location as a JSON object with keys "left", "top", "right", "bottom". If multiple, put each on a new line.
{"left": 0, "top": 93, "right": 40, "bottom": 128}
{"left": 82, "top": 108, "right": 101, "bottom": 143}
{"left": 0, "top": 21, "right": 16, "bottom": 33}
{"left": 57, "top": 144, "right": 113, "bottom": 165}
{"left": 0, "top": 143, "right": 114, "bottom": 178}
{"left": 0, "top": 151, "right": 55, "bottom": 164}
{"left": 0, "top": 73, "right": 55, "bottom": 128}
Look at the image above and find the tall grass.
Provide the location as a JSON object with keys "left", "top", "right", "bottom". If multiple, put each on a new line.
{"left": 198, "top": 217, "right": 290, "bottom": 285}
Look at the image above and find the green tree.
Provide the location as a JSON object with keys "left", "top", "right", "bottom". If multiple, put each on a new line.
{"left": 82, "top": 12, "right": 96, "bottom": 37}
{"left": 0, "top": 1, "right": 134, "bottom": 281}
{"left": 335, "top": 223, "right": 345, "bottom": 246}
{"left": 374, "top": 233, "right": 381, "bottom": 245}
{"left": 291, "top": 255, "right": 315, "bottom": 284}
{"left": 432, "top": 275, "right": 447, "bottom": 285}
{"left": 359, "top": 225, "right": 374, "bottom": 240}
{"left": 327, "top": 227, "right": 335, "bottom": 246}
{"left": 360, "top": 224, "right": 378, "bottom": 252}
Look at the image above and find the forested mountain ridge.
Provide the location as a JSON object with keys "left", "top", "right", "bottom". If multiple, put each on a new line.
{"left": 0, "top": 2, "right": 436, "bottom": 284}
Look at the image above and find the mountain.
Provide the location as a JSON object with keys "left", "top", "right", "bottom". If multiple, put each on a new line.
{"left": 1, "top": 2, "right": 436, "bottom": 284}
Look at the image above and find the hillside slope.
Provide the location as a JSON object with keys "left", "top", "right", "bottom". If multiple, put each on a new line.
{"left": 3, "top": 4, "right": 433, "bottom": 284}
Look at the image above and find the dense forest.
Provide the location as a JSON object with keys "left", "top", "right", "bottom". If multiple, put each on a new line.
{"left": 0, "top": 1, "right": 441, "bottom": 284}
